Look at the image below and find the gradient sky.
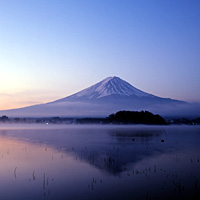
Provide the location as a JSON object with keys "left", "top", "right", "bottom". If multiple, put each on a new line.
{"left": 0, "top": 0, "right": 200, "bottom": 110}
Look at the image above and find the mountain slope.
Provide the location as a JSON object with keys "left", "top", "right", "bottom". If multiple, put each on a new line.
{"left": 50, "top": 76, "right": 184, "bottom": 106}
{"left": 55, "top": 76, "right": 154, "bottom": 102}
{"left": 0, "top": 76, "right": 195, "bottom": 118}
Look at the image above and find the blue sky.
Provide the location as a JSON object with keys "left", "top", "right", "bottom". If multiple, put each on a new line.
{"left": 0, "top": 0, "right": 200, "bottom": 109}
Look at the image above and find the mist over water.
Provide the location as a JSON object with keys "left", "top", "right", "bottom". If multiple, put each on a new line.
{"left": 0, "top": 124, "right": 199, "bottom": 199}
{"left": 1, "top": 101, "right": 200, "bottom": 119}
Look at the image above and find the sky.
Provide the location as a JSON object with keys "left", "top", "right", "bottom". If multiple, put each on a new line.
{"left": 0, "top": 0, "right": 200, "bottom": 110}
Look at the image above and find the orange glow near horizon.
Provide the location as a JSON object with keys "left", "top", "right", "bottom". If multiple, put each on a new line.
{"left": 0, "top": 91, "right": 67, "bottom": 110}
{"left": 0, "top": 95, "right": 43, "bottom": 110}
{"left": 0, "top": 101, "right": 35, "bottom": 110}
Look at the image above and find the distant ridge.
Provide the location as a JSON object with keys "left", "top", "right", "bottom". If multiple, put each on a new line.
{"left": 0, "top": 76, "right": 197, "bottom": 118}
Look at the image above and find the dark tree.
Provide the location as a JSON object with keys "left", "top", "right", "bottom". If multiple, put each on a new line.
{"left": 106, "top": 111, "right": 167, "bottom": 125}
{"left": 0, "top": 115, "right": 9, "bottom": 122}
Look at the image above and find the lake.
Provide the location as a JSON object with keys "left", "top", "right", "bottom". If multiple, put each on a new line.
{"left": 0, "top": 124, "right": 199, "bottom": 200}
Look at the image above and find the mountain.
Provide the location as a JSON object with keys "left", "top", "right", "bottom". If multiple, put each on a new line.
{"left": 51, "top": 76, "right": 183, "bottom": 106}
{"left": 54, "top": 76, "right": 154, "bottom": 102}
{"left": 49, "top": 76, "right": 186, "bottom": 111}
{"left": 0, "top": 76, "right": 197, "bottom": 118}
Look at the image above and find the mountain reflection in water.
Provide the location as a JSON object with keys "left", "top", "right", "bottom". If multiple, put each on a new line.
{"left": 0, "top": 124, "right": 199, "bottom": 200}
{"left": 0, "top": 125, "right": 166, "bottom": 175}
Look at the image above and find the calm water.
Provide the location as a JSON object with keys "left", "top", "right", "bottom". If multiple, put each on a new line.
{"left": 0, "top": 124, "right": 199, "bottom": 200}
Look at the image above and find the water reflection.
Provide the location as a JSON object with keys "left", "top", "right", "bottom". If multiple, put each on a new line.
{"left": 0, "top": 125, "right": 199, "bottom": 199}
{"left": 0, "top": 126, "right": 167, "bottom": 175}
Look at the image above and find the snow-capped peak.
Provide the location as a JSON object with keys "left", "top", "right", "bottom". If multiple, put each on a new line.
{"left": 69, "top": 76, "right": 153, "bottom": 99}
